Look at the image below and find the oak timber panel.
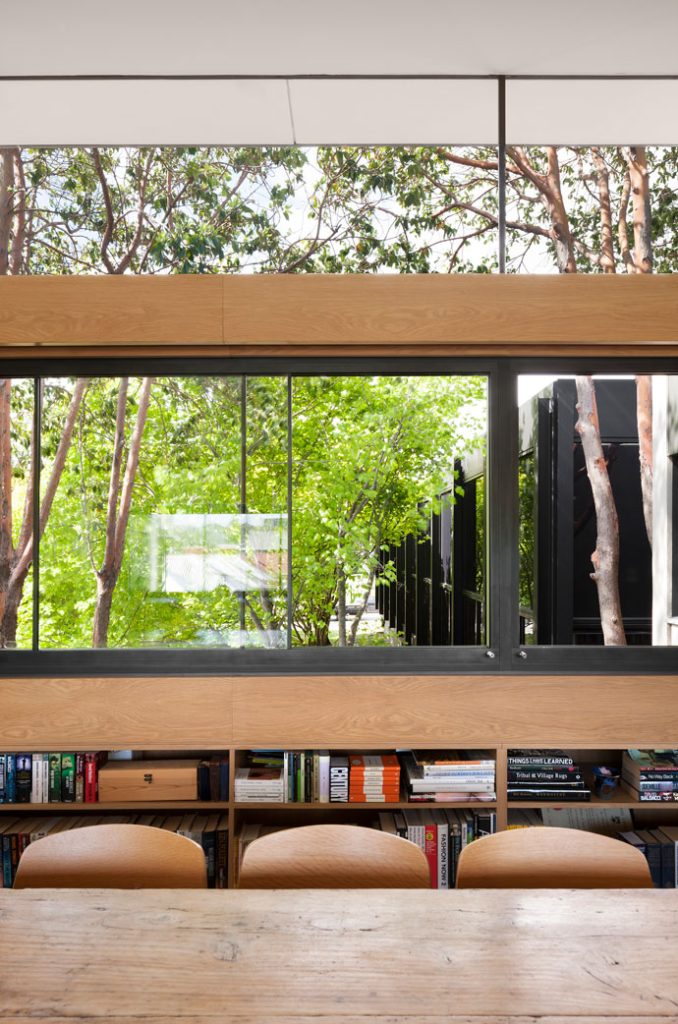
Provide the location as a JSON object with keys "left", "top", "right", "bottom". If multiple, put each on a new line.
{"left": 0, "top": 677, "right": 233, "bottom": 749}
{"left": 0, "top": 276, "right": 222, "bottom": 346}
{"left": 2, "top": 674, "right": 677, "bottom": 750}
{"left": 232, "top": 674, "right": 678, "bottom": 749}
{"left": 221, "top": 275, "right": 678, "bottom": 345}
{"left": 1, "top": 274, "right": 677, "bottom": 350}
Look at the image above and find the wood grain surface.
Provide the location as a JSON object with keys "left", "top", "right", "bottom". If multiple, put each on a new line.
{"left": 2, "top": 674, "right": 678, "bottom": 751}
{"left": 2, "top": 888, "right": 677, "bottom": 1021}
{"left": 0, "top": 276, "right": 222, "bottom": 346}
{"left": 1, "top": 274, "right": 677, "bottom": 349}
{"left": 0, "top": 676, "right": 233, "bottom": 749}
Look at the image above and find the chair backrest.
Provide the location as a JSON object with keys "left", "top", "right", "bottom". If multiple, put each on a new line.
{"left": 456, "top": 826, "right": 653, "bottom": 889}
{"left": 13, "top": 823, "right": 207, "bottom": 889}
{"left": 239, "top": 823, "right": 431, "bottom": 888}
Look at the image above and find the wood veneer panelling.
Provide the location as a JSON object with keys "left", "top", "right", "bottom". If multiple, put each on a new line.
{"left": 1, "top": 674, "right": 677, "bottom": 751}
{"left": 0, "top": 677, "right": 233, "bottom": 749}
{"left": 232, "top": 674, "right": 678, "bottom": 749}
{"left": 0, "top": 276, "right": 222, "bottom": 346}
{"left": 1, "top": 274, "right": 677, "bottom": 350}
{"left": 221, "top": 275, "right": 678, "bottom": 345}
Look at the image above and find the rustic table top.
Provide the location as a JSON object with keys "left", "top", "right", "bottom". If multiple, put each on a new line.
{"left": 1, "top": 888, "right": 677, "bottom": 1023}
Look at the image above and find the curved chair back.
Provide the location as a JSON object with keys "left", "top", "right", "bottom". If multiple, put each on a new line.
{"left": 239, "top": 823, "right": 431, "bottom": 888}
{"left": 14, "top": 823, "right": 207, "bottom": 889}
{"left": 456, "top": 826, "right": 653, "bottom": 889}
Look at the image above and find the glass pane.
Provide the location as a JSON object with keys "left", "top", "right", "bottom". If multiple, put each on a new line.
{"left": 518, "top": 373, "right": 676, "bottom": 646}
{"left": 505, "top": 146, "right": 677, "bottom": 273}
{"left": 40, "top": 376, "right": 287, "bottom": 649}
{"left": 15, "top": 146, "right": 498, "bottom": 275}
{"left": 291, "top": 375, "right": 487, "bottom": 647}
{"left": 0, "top": 379, "right": 34, "bottom": 649}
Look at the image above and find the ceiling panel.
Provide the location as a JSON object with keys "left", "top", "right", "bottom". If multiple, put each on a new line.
{"left": 507, "top": 80, "right": 678, "bottom": 144}
{"left": 290, "top": 79, "right": 497, "bottom": 144}
{"left": 0, "top": 80, "right": 294, "bottom": 146}
{"left": 4, "top": 0, "right": 678, "bottom": 76}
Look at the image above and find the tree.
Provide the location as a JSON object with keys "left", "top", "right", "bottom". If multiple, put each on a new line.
{"left": 1, "top": 142, "right": 675, "bottom": 648}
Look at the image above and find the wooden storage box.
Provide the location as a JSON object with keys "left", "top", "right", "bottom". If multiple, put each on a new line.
{"left": 98, "top": 759, "right": 200, "bottom": 802}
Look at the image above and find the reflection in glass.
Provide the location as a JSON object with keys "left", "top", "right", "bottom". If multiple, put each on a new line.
{"left": 518, "top": 374, "right": 676, "bottom": 647}
{"left": 41, "top": 376, "right": 287, "bottom": 649}
{"left": 292, "top": 375, "right": 487, "bottom": 647}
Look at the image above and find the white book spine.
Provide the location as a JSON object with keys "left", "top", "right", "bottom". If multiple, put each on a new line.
{"left": 438, "top": 823, "right": 449, "bottom": 889}
{"left": 319, "top": 754, "right": 330, "bottom": 803}
{"left": 31, "top": 754, "right": 42, "bottom": 804}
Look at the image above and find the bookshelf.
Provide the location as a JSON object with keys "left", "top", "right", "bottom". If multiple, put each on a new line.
{"left": 2, "top": 745, "right": 677, "bottom": 888}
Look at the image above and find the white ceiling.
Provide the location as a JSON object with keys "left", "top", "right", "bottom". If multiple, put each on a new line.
{"left": 2, "top": 0, "right": 678, "bottom": 145}
{"left": 4, "top": 0, "right": 678, "bottom": 76}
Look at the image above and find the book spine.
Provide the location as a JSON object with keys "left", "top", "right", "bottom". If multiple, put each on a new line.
{"left": 48, "top": 753, "right": 62, "bottom": 803}
{"left": 319, "top": 753, "right": 330, "bottom": 803}
{"left": 202, "top": 830, "right": 217, "bottom": 889}
{"left": 508, "top": 756, "right": 574, "bottom": 767}
{"left": 0, "top": 754, "right": 5, "bottom": 803}
{"left": 216, "top": 820, "right": 228, "bottom": 889}
{"left": 197, "top": 762, "right": 210, "bottom": 801}
{"left": 61, "top": 753, "right": 76, "bottom": 802}
{"left": 84, "top": 753, "right": 97, "bottom": 803}
{"left": 6, "top": 754, "right": 16, "bottom": 803}
{"left": 424, "top": 824, "right": 437, "bottom": 888}
{"left": 219, "top": 759, "right": 229, "bottom": 802}
{"left": 31, "top": 753, "right": 42, "bottom": 803}
{"left": 75, "top": 753, "right": 85, "bottom": 802}
{"left": 437, "top": 822, "right": 449, "bottom": 890}
{"left": 16, "top": 754, "right": 32, "bottom": 803}
{"left": 508, "top": 769, "right": 584, "bottom": 783}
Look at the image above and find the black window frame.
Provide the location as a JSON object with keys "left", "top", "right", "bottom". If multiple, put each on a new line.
{"left": 0, "top": 353, "right": 676, "bottom": 676}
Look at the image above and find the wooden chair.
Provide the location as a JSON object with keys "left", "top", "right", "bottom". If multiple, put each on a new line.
{"left": 456, "top": 826, "right": 653, "bottom": 889}
{"left": 13, "top": 823, "right": 207, "bottom": 889}
{"left": 239, "top": 823, "right": 431, "bottom": 888}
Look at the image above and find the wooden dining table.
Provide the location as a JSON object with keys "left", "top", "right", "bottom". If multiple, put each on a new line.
{"left": 1, "top": 887, "right": 677, "bottom": 1023}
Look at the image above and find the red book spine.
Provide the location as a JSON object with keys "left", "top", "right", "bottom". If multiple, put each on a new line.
{"left": 424, "top": 824, "right": 438, "bottom": 888}
{"left": 84, "top": 753, "right": 97, "bottom": 803}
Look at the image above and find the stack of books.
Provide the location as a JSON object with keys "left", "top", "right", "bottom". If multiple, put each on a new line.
{"left": 507, "top": 750, "right": 591, "bottom": 801}
{"left": 400, "top": 750, "right": 496, "bottom": 802}
{"left": 234, "top": 757, "right": 285, "bottom": 803}
{"left": 378, "top": 807, "right": 496, "bottom": 887}
{"left": 621, "top": 749, "right": 678, "bottom": 802}
{"left": 348, "top": 754, "right": 400, "bottom": 802}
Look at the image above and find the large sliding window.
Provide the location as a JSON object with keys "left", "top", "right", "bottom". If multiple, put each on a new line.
{"left": 1, "top": 365, "right": 489, "bottom": 666}
{"left": 2, "top": 359, "right": 677, "bottom": 672}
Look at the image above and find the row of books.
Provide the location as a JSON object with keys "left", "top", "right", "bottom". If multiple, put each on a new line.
{"left": 235, "top": 752, "right": 402, "bottom": 803}
{"left": 235, "top": 750, "right": 497, "bottom": 804}
{"left": 377, "top": 808, "right": 497, "bottom": 888}
{"left": 0, "top": 752, "right": 108, "bottom": 804}
{"left": 197, "top": 756, "right": 230, "bottom": 802}
{"left": 620, "top": 827, "right": 678, "bottom": 887}
{"left": 507, "top": 749, "right": 591, "bottom": 801}
{"left": 622, "top": 749, "right": 678, "bottom": 801}
{"left": 400, "top": 750, "right": 496, "bottom": 802}
{"left": 0, "top": 753, "right": 230, "bottom": 805}
{"left": 0, "top": 812, "right": 229, "bottom": 889}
